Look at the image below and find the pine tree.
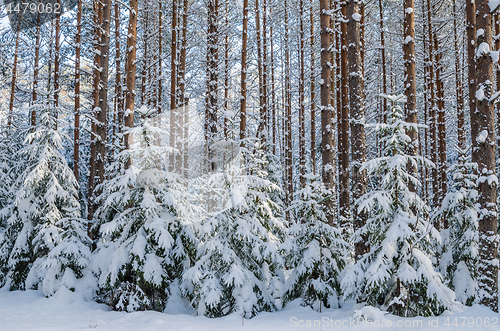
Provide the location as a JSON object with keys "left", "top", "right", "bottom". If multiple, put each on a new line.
{"left": 435, "top": 147, "right": 478, "bottom": 306}
{"left": 342, "top": 96, "right": 455, "bottom": 317}
{"left": 0, "top": 100, "right": 90, "bottom": 295}
{"left": 282, "top": 174, "right": 349, "bottom": 310}
{"left": 181, "top": 146, "right": 285, "bottom": 318}
{"left": 93, "top": 107, "right": 193, "bottom": 312}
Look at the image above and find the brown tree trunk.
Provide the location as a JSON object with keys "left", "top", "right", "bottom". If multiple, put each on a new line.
{"left": 124, "top": 0, "right": 139, "bottom": 169}
{"left": 285, "top": 0, "right": 293, "bottom": 220}
{"left": 240, "top": 0, "right": 248, "bottom": 144}
{"left": 299, "top": 0, "right": 306, "bottom": 188}
{"left": 114, "top": 0, "right": 123, "bottom": 147}
{"left": 310, "top": 0, "right": 316, "bottom": 175}
{"left": 255, "top": 0, "right": 265, "bottom": 144}
{"left": 434, "top": 34, "right": 447, "bottom": 219}
{"left": 426, "top": 0, "right": 438, "bottom": 211}
{"left": 32, "top": 12, "right": 41, "bottom": 126}
{"left": 339, "top": 0, "right": 350, "bottom": 228}
{"left": 170, "top": 0, "right": 178, "bottom": 172}
{"left": 403, "top": 0, "right": 417, "bottom": 192}
{"left": 96, "top": 0, "right": 112, "bottom": 189}
{"left": 270, "top": 5, "right": 277, "bottom": 155}
{"left": 475, "top": 0, "right": 498, "bottom": 312}
{"left": 224, "top": 1, "right": 229, "bottom": 140}
{"left": 206, "top": 0, "right": 219, "bottom": 172}
{"left": 87, "top": 0, "right": 102, "bottom": 224}
{"left": 74, "top": 0, "right": 82, "bottom": 182}
{"left": 348, "top": 0, "right": 367, "bottom": 259}
{"left": 466, "top": 0, "right": 477, "bottom": 158}
{"left": 455, "top": 0, "right": 465, "bottom": 151}
{"left": 378, "top": 0, "right": 387, "bottom": 123}
{"left": 180, "top": 0, "right": 188, "bottom": 175}
{"left": 320, "top": 0, "right": 334, "bottom": 225}
{"left": 54, "top": 0, "right": 61, "bottom": 110}
{"left": 8, "top": 20, "right": 21, "bottom": 131}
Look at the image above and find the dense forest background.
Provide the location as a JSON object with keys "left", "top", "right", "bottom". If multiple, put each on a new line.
{"left": 0, "top": 0, "right": 499, "bottom": 318}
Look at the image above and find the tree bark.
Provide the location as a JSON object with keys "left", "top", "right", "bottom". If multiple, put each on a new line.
{"left": 320, "top": 0, "right": 335, "bottom": 226}
{"left": 124, "top": 0, "right": 139, "bottom": 169}
{"left": 339, "top": 0, "right": 350, "bottom": 228}
{"left": 240, "top": 0, "right": 248, "bottom": 145}
{"left": 348, "top": 0, "right": 368, "bottom": 259}
{"left": 310, "top": 0, "right": 316, "bottom": 175}
{"left": 475, "top": 0, "right": 498, "bottom": 312}
{"left": 74, "top": 0, "right": 82, "bottom": 182}
{"left": 299, "top": 0, "right": 306, "bottom": 188}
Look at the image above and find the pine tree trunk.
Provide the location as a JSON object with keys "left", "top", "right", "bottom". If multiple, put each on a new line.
{"left": 170, "top": 0, "right": 178, "bottom": 172}
{"left": 320, "top": 0, "right": 334, "bottom": 226}
{"left": 255, "top": 0, "right": 265, "bottom": 143}
{"left": 124, "top": 0, "right": 139, "bottom": 169}
{"left": 426, "top": 0, "right": 438, "bottom": 211}
{"left": 466, "top": 0, "right": 477, "bottom": 155}
{"left": 32, "top": 12, "right": 41, "bottom": 125}
{"left": 270, "top": 5, "right": 277, "bottom": 155}
{"left": 181, "top": 0, "right": 188, "bottom": 176}
{"left": 74, "top": 0, "right": 82, "bottom": 182}
{"left": 224, "top": 1, "right": 229, "bottom": 140}
{"left": 240, "top": 0, "right": 248, "bottom": 144}
{"left": 87, "top": 0, "right": 102, "bottom": 224}
{"left": 339, "top": 0, "right": 350, "bottom": 228}
{"left": 454, "top": 0, "right": 465, "bottom": 151}
{"left": 348, "top": 0, "right": 367, "bottom": 259}
{"left": 206, "top": 0, "right": 219, "bottom": 172}
{"left": 434, "top": 34, "right": 447, "bottom": 218}
{"left": 54, "top": 0, "right": 61, "bottom": 110}
{"left": 403, "top": 0, "right": 417, "bottom": 192}
{"left": 97, "top": 0, "right": 112, "bottom": 188}
{"left": 310, "top": 0, "right": 316, "bottom": 175}
{"left": 285, "top": 0, "right": 293, "bottom": 221}
{"left": 475, "top": 0, "right": 498, "bottom": 312}
{"left": 299, "top": 0, "right": 306, "bottom": 188}
{"left": 114, "top": 0, "right": 123, "bottom": 146}
{"left": 8, "top": 20, "right": 21, "bottom": 131}
{"left": 262, "top": 0, "right": 268, "bottom": 147}
{"left": 378, "top": 0, "right": 387, "bottom": 123}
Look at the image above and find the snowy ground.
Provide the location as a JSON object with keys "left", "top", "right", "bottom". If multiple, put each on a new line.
{"left": 1, "top": 288, "right": 499, "bottom": 331}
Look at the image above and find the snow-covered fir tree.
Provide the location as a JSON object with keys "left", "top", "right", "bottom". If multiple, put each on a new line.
{"left": 0, "top": 101, "right": 90, "bottom": 295}
{"left": 93, "top": 107, "right": 196, "bottom": 312}
{"left": 341, "top": 95, "right": 456, "bottom": 316}
{"left": 281, "top": 173, "right": 349, "bottom": 310}
{"left": 181, "top": 144, "right": 286, "bottom": 318}
{"left": 435, "top": 147, "right": 478, "bottom": 306}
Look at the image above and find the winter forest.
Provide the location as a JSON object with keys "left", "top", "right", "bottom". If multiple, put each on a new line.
{"left": 0, "top": 0, "right": 499, "bottom": 321}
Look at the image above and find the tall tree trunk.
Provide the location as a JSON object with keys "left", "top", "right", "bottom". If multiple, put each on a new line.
{"left": 74, "top": 0, "right": 82, "bottom": 182}
{"left": 224, "top": 1, "right": 229, "bottom": 140}
{"left": 262, "top": 0, "right": 268, "bottom": 147}
{"left": 206, "top": 0, "right": 219, "bottom": 171}
{"left": 8, "top": 19, "right": 21, "bottom": 131}
{"left": 240, "top": 0, "right": 248, "bottom": 145}
{"left": 114, "top": 0, "right": 123, "bottom": 147}
{"left": 310, "top": 0, "right": 316, "bottom": 174}
{"left": 54, "top": 0, "right": 61, "bottom": 110}
{"left": 466, "top": 0, "right": 477, "bottom": 157}
{"left": 96, "top": 0, "right": 112, "bottom": 190}
{"left": 339, "top": 0, "right": 350, "bottom": 228}
{"left": 180, "top": 0, "right": 189, "bottom": 175}
{"left": 348, "top": 0, "right": 367, "bottom": 259}
{"left": 378, "top": 0, "right": 387, "bottom": 123}
{"left": 454, "top": 0, "right": 465, "bottom": 152}
{"left": 124, "top": 0, "right": 139, "bottom": 169}
{"left": 270, "top": 5, "right": 276, "bottom": 155}
{"left": 32, "top": 12, "right": 41, "bottom": 126}
{"left": 320, "top": 0, "right": 334, "bottom": 225}
{"left": 475, "top": 0, "right": 498, "bottom": 312}
{"left": 434, "top": 34, "right": 447, "bottom": 219}
{"left": 255, "top": 0, "right": 265, "bottom": 143}
{"left": 170, "top": 0, "right": 178, "bottom": 172}
{"left": 157, "top": 1, "right": 163, "bottom": 116}
{"left": 299, "top": 0, "right": 306, "bottom": 188}
{"left": 285, "top": 0, "right": 293, "bottom": 221}
{"left": 403, "top": 0, "right": 417, "bottom": 191}
{"left": 426, "top": 0, "right": 438, "bottom": 211}
{"left": 87, "top": 0, "right": 102, "bottom": 225}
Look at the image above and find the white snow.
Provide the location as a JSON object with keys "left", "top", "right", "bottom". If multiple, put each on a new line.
{"left": 478, "top": 130, "right": 488, "bottom": 143}
{"left": 477, "top": 42, "right": 490, "bottom": 57}
{"left": 0, "top": 289, "right": 499, "bottom": 331}
{"left": 489, "top": 0, "right": 500, "bottom": 13}
{"left": 352, "top": 13, "right": 362, "bottom": 22}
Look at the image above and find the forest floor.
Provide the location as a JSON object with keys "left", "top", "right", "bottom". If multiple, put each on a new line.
{"left": 0, "top": 288, "right": 498, "bottom": 330}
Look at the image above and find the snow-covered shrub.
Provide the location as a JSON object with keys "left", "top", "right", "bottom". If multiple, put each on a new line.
{"left": 0, "top": 101, "right": 90, "bottom": 294}
{"left": 93, "top": 107, "right": 195, "bottom": 312}
{"left": 435, "top": 147, "right": 478, "bottom": 305}
{"left": 181, "top": 145, "right": 286, "bottom": 318}
{"left": 282, "top": 174, "right": 349, "bottom": 310}
{"left": 341, "top": 95, "right": 456, "bottom": 317}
